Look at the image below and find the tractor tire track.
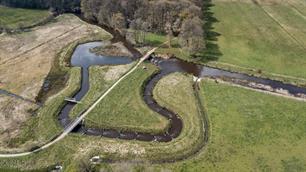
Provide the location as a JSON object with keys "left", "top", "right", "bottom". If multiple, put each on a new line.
{"left": 0, "top": 25, "right": 83, "bottom": 66}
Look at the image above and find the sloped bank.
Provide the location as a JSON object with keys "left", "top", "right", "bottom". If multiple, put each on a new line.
{"left": 58, "top": 42, "right": 188, "bottom": 142}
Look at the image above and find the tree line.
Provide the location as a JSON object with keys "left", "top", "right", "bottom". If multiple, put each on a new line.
{"left": 1, "top": 0, "right": 207, "bottom": 55}
{"left": 81, "top": 0, "right": 206, "bottom": 54}
{"left": 0, "top": 0, "right": 80, "bottom": 12}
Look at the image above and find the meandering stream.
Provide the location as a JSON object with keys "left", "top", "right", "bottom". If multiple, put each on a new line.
{"left": 57, "top": 41, "right": 306, "bottom": 143}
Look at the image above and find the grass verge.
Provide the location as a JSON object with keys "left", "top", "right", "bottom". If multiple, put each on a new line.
{"left": 0, "top": 5, "right": 50, "bottom": 30}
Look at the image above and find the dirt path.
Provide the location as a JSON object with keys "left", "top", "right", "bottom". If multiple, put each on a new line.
{"left": 252, "top": 0, "right": 306, "bottom": 50}
{"left": 0, "top": 48, "right": 156, "bottom": 158}
{"left": 0, "top": 89, "right": 39, "bottom": 105}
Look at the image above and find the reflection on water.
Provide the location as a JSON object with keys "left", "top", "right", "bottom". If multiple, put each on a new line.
{"left": 59, "top": 42, "right": 133, "bottom": 128}
{"left": 71, "top": 42, "right": 133, "bottom": 68}
{"left": 58, "top": 41, "right": 306, "bottom": 143}
{"left": 156, "top": 57, "right": 306, "bottom": 96}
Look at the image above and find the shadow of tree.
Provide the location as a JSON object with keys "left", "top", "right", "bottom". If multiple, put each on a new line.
{"left": 193, "top": 0, "right": 222, "bottom": 63}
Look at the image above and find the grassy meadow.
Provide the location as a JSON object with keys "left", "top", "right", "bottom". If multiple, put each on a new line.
{"left": 1, "top": 67, "right": 305, "bottom": 171}
{"left": 1, "top": 1, "right": 306, "bottom": 171}
{"left": 82, "top": 63, "right": 169, "bottom": 134}
{"left": 147, "top": 0, "right": 306, "bottom": 85}
{"left": 206, "top": 0, "right": 306, "bottom": 84}
{"left": 162, "top": 80, "right": 306, "bottom": 171}
{"left": 0, "top": 73, "right": 206, "bottom": 171}
{"left": 102, "top": 80, "right": 306, "bottom": 171}
{"left": 69, "top": 64, "right": 135, "bottom": 119}
{"left": 0, "top": 5, "right": 50, "bottom": 30}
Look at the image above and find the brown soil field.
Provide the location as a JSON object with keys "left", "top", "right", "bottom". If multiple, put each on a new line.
{"left": 0, "top": 14, "right": 111, "bottom": 149}
{"left": 0, "top": 14, "right": 110, "bottom": 101}
{"left": 0, "top": 94, "right": 38, "bottom": 150}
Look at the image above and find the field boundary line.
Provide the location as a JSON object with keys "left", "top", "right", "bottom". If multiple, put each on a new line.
{"left": 0, "top": 89, "right": 39, "bottom": 105}
{"left": 0, "top": 45, "right": 157, "bottom": 158}
{"left": 0, "top": 24, "right": 83, "bottom": 66}
{"left": 287, "top": 1, "right": 306, "bottom": 20}
{"left": 252, "top": 0, "right": 306, "bottom": 50}
{"left": 209, "top": 61, "right": 306, "bottom": 82}
{"left": 203, "top": 78, "right": 306, "bottom": 102}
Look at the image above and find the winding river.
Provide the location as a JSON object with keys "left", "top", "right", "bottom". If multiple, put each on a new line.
{"left": 57, "top": 41, "right": 306, "bottom": 143}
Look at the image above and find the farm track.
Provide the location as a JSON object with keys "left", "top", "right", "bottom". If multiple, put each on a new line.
{"left": 251, "top": 0, "right": 306, "bottom": 50}
{"left": 1, "top": 2, "right": 306, "bottom": 165}
{"left": 0, "top": 89, "right": 39, "bottom": 105}
{"left": 0, "top": 24, "right": 82, "bottom": 66}
{"left": 0, "top": 47, "right": 156, "bottom": 158}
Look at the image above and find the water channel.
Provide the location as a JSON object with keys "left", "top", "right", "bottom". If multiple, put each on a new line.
{"left": 58, "top": 41, "right": 306, "bottom": 142}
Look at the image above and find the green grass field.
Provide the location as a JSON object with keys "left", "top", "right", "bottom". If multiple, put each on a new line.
{"left": 0, "top": 73, "right": 206, "bottom": 171}
{"left": 1, "top": 70, "right": 305, "bottom": 171}
{"left": 149, "top": 0, "right": 306, "bottom": 85}
{"left": 81, "top": 64, "right": 169, "bottom": 134}
{"left": 171, "top": 80, "right": 306, "bottom": 171}
{"left": 206, "top": 0, "right": 306, "bottom": 84}
{"left": 106, "top": 80, "right": 306, "bottom": 171}
{"left": 261, "top": 2, "right": 306, "bottom": 47}
{"left": 1, "top": 1, "right": 306, "bottom": 171}
{"left": 0, "top": 6, "right": 50, "bottom": 30}
{"left": 0, "top": 22, "right": 204, "bottom": 169}
{"left": 69, "top": 64, "right": 134, "bottom": 119}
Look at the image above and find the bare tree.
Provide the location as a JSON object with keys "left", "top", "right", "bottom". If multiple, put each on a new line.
{"left": 179, "top": 16, "right": 205, "bottom": 53}
{"left": 111, "top": 12, "right": 126, "bottom": 36}
{"left": 165, "top": 21, "right": 173, "bottom": 48}
{"left": 81, "top": 0, "right": 206, "bottom": 53}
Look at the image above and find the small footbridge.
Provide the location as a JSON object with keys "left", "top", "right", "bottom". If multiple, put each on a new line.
{"left": 65, "top": 98, "right": 81, "bottom": 104}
